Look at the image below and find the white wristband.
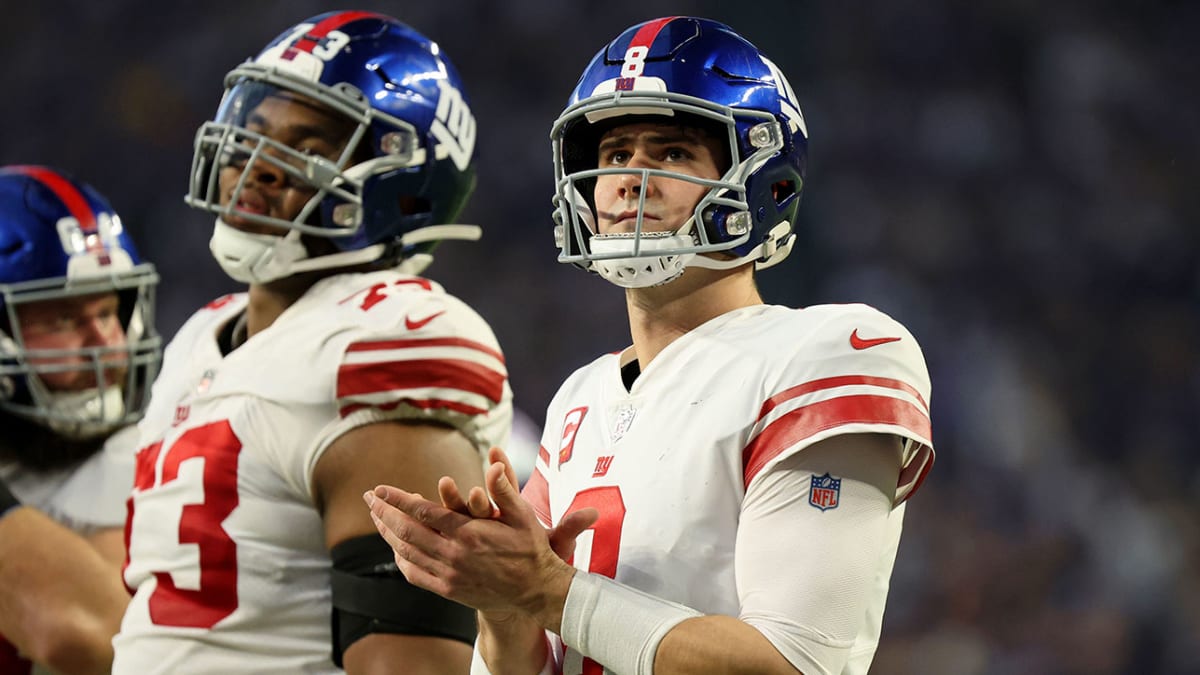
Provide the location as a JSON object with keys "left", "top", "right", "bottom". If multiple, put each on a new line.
{"left": 560, "top": 572, "right": 702, "bottom": 675}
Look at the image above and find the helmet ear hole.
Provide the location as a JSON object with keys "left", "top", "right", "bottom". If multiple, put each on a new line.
{"left": 398, "top": 196, "right": 431, "bottom": 217}
{"left": 772, "top": 180, "right": 796, "bottom": 204}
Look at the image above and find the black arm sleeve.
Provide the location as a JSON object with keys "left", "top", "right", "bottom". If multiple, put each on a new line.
{"left": 329, "top": 534, "right": 477, "bottom": 667}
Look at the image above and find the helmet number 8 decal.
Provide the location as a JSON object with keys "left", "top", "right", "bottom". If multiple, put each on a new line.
{"left": 621, "top": 46, "right": 649, "bottom": 77}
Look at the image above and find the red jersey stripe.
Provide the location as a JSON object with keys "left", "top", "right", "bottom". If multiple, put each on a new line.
{"left": 537, "top": 444, "right": 550, "bottom": 466}
{"left": 521, "top": 468, "right": 551, "bottom": 526}
{"left": 339, "top": 397, "right": 489, "bottom": 419}
{"left": 759, "top": 375, "right": 928, "bottom": 420}
{"left": 337, "top": 358, "right": 506, "bottom": 403}
{"left": 345, "top": 337, "right": 505, "bottom": 363}
{"left": 743, "top": 394, "right": 932, "bottom": 489}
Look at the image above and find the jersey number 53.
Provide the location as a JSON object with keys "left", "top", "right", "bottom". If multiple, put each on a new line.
{"left": 125, "top": 420, "right": 243, "bottom": 628}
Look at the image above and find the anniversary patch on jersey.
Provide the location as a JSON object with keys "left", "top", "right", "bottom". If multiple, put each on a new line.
{"left": 558, "top": 406, "right": 588, "bottom": 467}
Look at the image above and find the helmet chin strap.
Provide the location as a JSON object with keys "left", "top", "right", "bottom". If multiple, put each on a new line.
{"left": 209, "top": 220, "right": 310, "bottom": 284}
{"left": 586, "top": 215, "right": 794, "bottom": 288}
{"left": 23, "top": 371, "right": 126, "bottom": 440}
{"left": 210, "top": 219, "right": 483, "bottom": 284}
{"left": 392, "top": 224, "right": 482, "bottom": 275}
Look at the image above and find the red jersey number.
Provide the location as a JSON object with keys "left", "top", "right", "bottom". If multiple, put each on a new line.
{"left": 127, "top": 420, "right": 243, "bottom": 628}
{"left": 565, "top": 486, "right": 626, "bottom": 675}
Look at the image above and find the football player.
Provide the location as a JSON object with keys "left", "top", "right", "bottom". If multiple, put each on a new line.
{"left": 367, "top": 16, "right": 935, "bottom": 675}
{"left": 0, "top": 165, "right": 160, "bottom": 674}
{"left": 115, "top": 12, "right": 510, "bottom": 675}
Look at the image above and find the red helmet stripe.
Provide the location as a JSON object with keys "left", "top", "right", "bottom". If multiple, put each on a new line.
{"left": 288, "top": 10, "right": 381, "bottom": 55}
{"left": 628, "top": 16, "right": 679, "bottom": 52}
{"left": 5, "top": 165, "right": 97, "bottom": 231}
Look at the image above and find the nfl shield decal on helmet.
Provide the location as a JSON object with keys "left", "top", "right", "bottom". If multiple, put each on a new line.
{"left": 809, "top": 473, "right": 841, "bottom": 511}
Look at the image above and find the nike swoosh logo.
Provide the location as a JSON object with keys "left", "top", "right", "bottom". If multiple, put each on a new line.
{"left": 850, "top": 329, "right": 901, "bottom": 350}
{"left": 405, "top": 311, "right": 446, "bottom": 331}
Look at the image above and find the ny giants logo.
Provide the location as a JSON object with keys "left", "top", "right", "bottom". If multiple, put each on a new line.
{"left": 558, "top": 406, "right": 588, "bottom": 468}
{"left": 809, "top": 473, "right": 841, "bottom": 511}
{"left": 760, "top": 56, "right": 808, "bottom": 138}
{"left": 592, "top": 456, "right": 614, "bottom": 477}
{"left": 430, "top": 79, "right": 476, "bottom": 172}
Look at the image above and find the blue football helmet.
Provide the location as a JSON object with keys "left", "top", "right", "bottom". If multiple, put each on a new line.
{"left": 551, "top": 17, "right": 808, "bottom": 287}
{"left": 0, "top": 166, "right": 160, "bottom": 439}
{"left": 186, "top": 11, "right": 479, "bottom": 284}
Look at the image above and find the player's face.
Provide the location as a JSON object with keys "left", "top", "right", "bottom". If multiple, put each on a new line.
{"left": 16, "top": 292, "right": 128, "bottom": 391}
{"left": 218, "top": 92, "right": 356, "bottom": 235}
{"left": 593, "top": 122, "right": 725, "bottom": 235}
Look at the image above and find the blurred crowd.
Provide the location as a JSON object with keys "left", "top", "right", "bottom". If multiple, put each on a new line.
{"left": 3, "top": 1, "right": 1195, "bottom": 673}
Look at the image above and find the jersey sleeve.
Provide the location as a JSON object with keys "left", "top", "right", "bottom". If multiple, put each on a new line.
{"left": 329, "top": 290, "right": 512, "bottom": 454}
{"left": 735, "top": 444, "right": 904, "bottom": 672}
{"left": 742, "top": 305, "right": 934, "bottom": 504}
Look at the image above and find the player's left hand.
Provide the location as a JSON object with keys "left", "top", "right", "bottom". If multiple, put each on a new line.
{"left": 364, "top": 449, "right": 597, "bottom": 630}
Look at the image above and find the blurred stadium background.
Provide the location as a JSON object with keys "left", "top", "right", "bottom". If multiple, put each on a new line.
{"left": 3, "top": 1, "right": 1195, "bottom": 672}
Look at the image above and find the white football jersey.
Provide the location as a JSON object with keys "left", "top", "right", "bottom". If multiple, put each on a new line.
{"left": 522, "top": 303, "right": 933, "bottom": 675}
{"left": 114, "top": 271, "right": 512, "bottom": 674}
{"left": 0, "top": 424, "right": 138, "bottom": 533}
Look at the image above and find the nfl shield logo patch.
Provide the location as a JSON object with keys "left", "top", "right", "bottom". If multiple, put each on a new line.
{"left": 809, "top": 473, "right": 841, "bottom": 511}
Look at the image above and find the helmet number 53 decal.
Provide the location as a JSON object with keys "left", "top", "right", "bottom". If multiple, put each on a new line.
{"left": 273, "top": 23, "right": 351, "bottom": 62}
{"left": 311, "top": 30, "right": 350, "bottom": 60}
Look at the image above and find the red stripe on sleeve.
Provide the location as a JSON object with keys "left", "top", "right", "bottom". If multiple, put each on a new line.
{"left": 629, "top": 16, "right": 679, "bottom": 50}
{"left": 537, "top": 444, "right": 550, "bottom": 466}
{"left": 759, "top": 375, "right": 928, "bottom": 420}
{"left": 743, "top": 394, "right": 932, "bottom": 488}
{"left": 338, "top": 358, "right": 506, "bottom": 403}
{"left": 346, "top": 337, "right": 505, "bottom": 363}
{"left": 897, "top": 444, "right": 934, "bottom": 503}
{"left": 339, "top": 397, "right": 488, "bottom": 419}
{"left": 521, "top": 468, "right": 551, "bottom": 526}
